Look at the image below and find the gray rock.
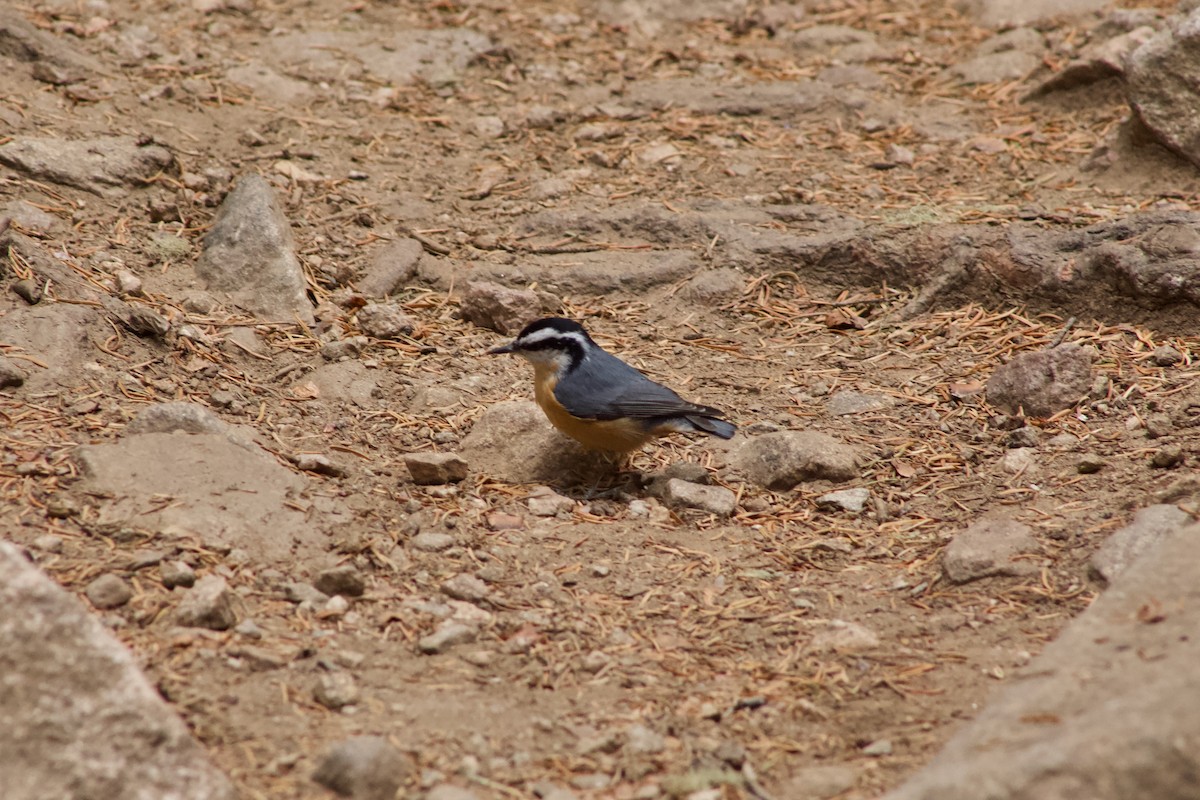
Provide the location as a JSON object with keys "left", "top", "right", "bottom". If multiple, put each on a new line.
{"left": 411, "top": 532, "right": 456, "bottom": 553}
{"left": 74, "top": 432, "right": 319, "bottom": 564}
{"left": 954, "top": 0, "right": 1108, "bottom": 27}
{"left": 1144, "top": 413, "right": 1173, "bottom": 439}
{"left": 292, "top": 452, "right": 348, "bottom": 477}
{"left": 359, "top": 238, "right": 423, "bottom": 297}
{"left": 625, "top": 723, "right": 666, "bottom": 755}
{"left": 883, "top": 521, "right": 1200, "bottom": 800}
{"left": 426, "top": 784, "right": 481, "bottom": 800}
{"left": 947, "top": 49, "right": 1040, "bottom": 85}
{"left": 128, "top": 401, "right": 230, "bottom": 436}
{"left": 810, "top": 620, "right": 880, "bottom": 653}
{"left": 0, "top": 357, "right": 27, "bottom": 389}
{"left": 440, "top": 574, "right": 489, "bottom": 604}
{"left": 84, "top": 573, "right": 133, "bottom": 609}
{"left": 1006, "top": 426, "right": 1040, "bottom": 449}
{"left": 356, "top": 303, "right": 416, "bottom": 339}
{"left": 628, "top": 77, "right": 838, "bottom": 118}
{"left": 160, "top": 560, "right": 197, "bottom": 589}
{"left": 314, "top": 671, "right": 360, "bottom": 710}
{"left": 733, "top": 431, "right": 859, "bottom": 490}
{"left": 1077, "top": 454, "right": 1106, "bottom": 474}
{"left": 681, "top": 268, "right": 744, "bottom": 304}
{"left": 460, "top": 280, "right": 541, "bottom": 335}
{"left": 321, "top": 336, "right": 369, "bottom": 361}
{"left": 662, "top": 479, "right": 736, "bottom": 516}
{"left": 31, "top": 534, "right": 64, "bottom": 553}
{"left": 816, "top": 487, "right": 870, "bottom": 513}
{"left": 1152, "top": 445, "right": 1185, "bottom": 469}
{"left": 0, "top": 136, "right": 174, "bottom": 196}
{"left": 1090, "top": 505, "right": 1192, "bottom": 585}
{"left": 283, "top": 582, "right": 329, "bottom": 605}
{"left": 405, "top": 452, "right": 469, "bottom": 485}
{"left": 779, "top": 764, "right": 859, "bottom": 799}
{"left": 226, "top": 61, "right": 315, "bottom": 104}
{"left": 0, "top": 542, "right": 233, "bottom": 800}
{"left": 418, "top": 621, "right": 477, "bottom": 655}
{"left": 175, "top": 574, "right": 236, "bottom": 630}
{"left": 943, "top": 516, "right": 1038, "bottom": 584}
{"left": 196, "top": 174, "right": 315, "bottom": 325}
{"left": 787, "top": 24, "right": 882, "bottom": 62}
{"left": 315, "top": 565, "right": 367, "bottom": 598}
{"left": 828, "top": 390, "right": 894, "bottom": 416}
{"left": 862, "top": 739, "right": 893, "bottom": 757}
{"left": 527, "top": 486, "right": 575, "bottom": 517}
{"left": 1152, "top": 345, "right": 1183, "bottom": 366}
{"left": 986, "top": 345, "right": 1093, "bottom": 418}
{"left": 1000, "top": 447, "right": 1037, "bottom": 474}
{"left": 313, "top": 736, "right": 408, "bottom": 800}
{"left": 1127, "top": 12, "right": 1200, "bottom": 170}
{"left": 461, "top": 400, "right": 595, "bottom": 484}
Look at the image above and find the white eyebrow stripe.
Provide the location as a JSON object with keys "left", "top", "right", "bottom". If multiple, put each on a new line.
{"left": 517, "top": 329, "right": 589, "bottom": 349}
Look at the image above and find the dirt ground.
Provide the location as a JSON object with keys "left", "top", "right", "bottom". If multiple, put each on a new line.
{"left": 4, "top": 0, "right": 1200, "bottom": 798}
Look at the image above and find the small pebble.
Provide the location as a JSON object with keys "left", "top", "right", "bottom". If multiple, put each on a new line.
{"left": 411, "top": 531, "right": 455, "bottom": 552}
{"left": 32, "top": 534, "right": 64, "bottom": 553}
{"left": 314, "top": 565, "right": 367, "bottom": 597}
{"left": 314, "top": 671, "right": 360, "bottom": 710}
{"left": 1151, "top": 445, "right": 1184, "bottom": 469}
{"left": 861, "top": 739, "right": 893, "bottom": 756}
{"left": 85, "top": 573, "right": 133, "bottom": 609}
{"left": 1152, "top": 344, "right": 1183, "bottom": 366}
{"left": 1076, "top": 454, "right": 1106, "bottom": 474}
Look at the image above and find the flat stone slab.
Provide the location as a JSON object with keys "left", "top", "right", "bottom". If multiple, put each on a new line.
{"left": 885, "top": 521, "right": 1200, "bottom": 800}
{"left": 0, "top": 541, "right": 232, "bottom": 800}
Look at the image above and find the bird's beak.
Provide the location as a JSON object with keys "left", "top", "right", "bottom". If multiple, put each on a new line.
{"left": 487, "top": 341, "right": 515, "bottom": 355}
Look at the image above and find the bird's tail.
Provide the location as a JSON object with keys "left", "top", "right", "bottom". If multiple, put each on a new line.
{"left": 685, "top": 415, "right": 737, "bottom": 440}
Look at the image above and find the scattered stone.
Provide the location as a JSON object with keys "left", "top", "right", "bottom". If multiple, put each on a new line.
{"left": 0, "top": 357, "right": 28, "bottom": 389}
{"left": 440, "top": 574, "right": 490, "bottom": 604}
{"left": 283, "top": 582, "right": 329, "bottom": 605}
{"left": 405, "top": 452, "right": 469, "bottom": 485}
{"left": 292, "top": 452, "right": 348, "bottom": 477}
{"left": 32, "top": 534, "right": 64, "bottom": 553}
{"left": 11, "top": 278, "right": 43, "bottom": 304}
{"left": 661, "top": 479, "right": 736, "bottom": 516}
{"left": 313, "top": 736, "right": 408, "bottom": 800}
{"left": 1000, "top": 447, "right": 1037, "bottom": 474}
{"left": 886, "top": 143, "right": 915, "bottom": 166}
{"left": 314, "top": 671, "right": 360, "bottom": 710}
{"left": 986, "top": 344, "right": 1093, "bottom": 418}
{"left": 947, "top": 49, "right": 1039, "bottom": 85}
{"left": 195, "top": 174, "right": 315, "bottom": 325}
{"left": 231, "top": 645, "right": 289, "bottom": 671}
{"left": 810, "top": 620, "right": 880, "bottom": 653}
{"left": 0, "top": 136, "right": 174, "bottom": 197}
{"left": 1006, "top": 426, "right": 1040, "bottom": 449}
{"left": 943, "top": 516, "right": 1038, "bottom": 584}
{"left": 625, "top": 724, "right": 667, "bottom": 755}
{"left": 175, "top": 574, "right": 237, "bottom": 630}
{"left": 160, "top": 560, "right": 197, "bottom": 589}
{"left": 681, "top": 268, "right": 744, "bottom": 304}
{"left": 359, "top": 238, "right": 423, "bottom": 297}
{"left": 955, "top": 0, "right": 1108, "bottom": 27}
{"left": 315, "top": 565, "right": 367, "bottom": 598}
{"left": 485, "top": 511, "right": 524, "bottom": 531}
{"left": 862, "top": 739, "right": 893, "bottom": 757}
{"left": 527, "top": 486, "right": 575, "bottom": 517}
{"left": 114, "top": 268, "right": 144, "bottom": 296}
{"left": 1143, "top": 412, "right": 1173, "bottom": 439}
{"left": 120, "top": 303, "right": 171, "bottom": 337}
{"left": 526, "top": 105, "right": 566, "bottom": 129}
{"left": 815, "top": 487, "right": 870, "bottom": 514}
{"left": 355, "top": 303, "right": 415, "bottom": 339}
{"left": 1090, "top": 505, "right": 1192, "bottom": 585}
{"left": 733, "top": 431, "right": 859, "bottom": 490}
{"left": 780, "top": 764, "right": 859, "bottom": 799}
{"left": 530, "top": 176, "right": 571, "bottom": 200}
{"left": 787, "top": 24, "right": 882, "bottom": 62}
{"left": 0, "top": 542, "right": 234, "bottom": 800}
{"left": 418, "top": 621, "right": 477, "bottom": 655}
{"left": 85, "top": 573, "right": 133, "bottom": 610}
{"left": 1151, "top": 445, "right": 1184, "bottom": 469}
{"left": 460, "top": 280, "right": 541, "bottom": 335}
{"left": 321, "top": 595, "right": 350, "bottom": 619}
{"left": 411, "top": 531, "right": 455, "bottom": 552}
{"left": 321, "top": 336, "right": 369, "bottom": 361}
{"left": 426, "top": 784, "right": 481, "bottom": 800}
{"left": 1077, "top": 454, "right": 1106, "bottom": 474}
{"left": 1127, "top": 10, "right": 1200, "bottom": 170}
{"left": 1152, "top": 344, "right": 1183, "bottom": 366}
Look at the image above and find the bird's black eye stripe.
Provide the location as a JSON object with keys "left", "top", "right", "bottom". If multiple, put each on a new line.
{"left": 517, "top": 335, "right": 586, "bottom": 363}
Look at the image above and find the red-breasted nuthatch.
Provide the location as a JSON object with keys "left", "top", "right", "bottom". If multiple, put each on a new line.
{"left": 488, "top": 317, "right": 736, "bottom": 451}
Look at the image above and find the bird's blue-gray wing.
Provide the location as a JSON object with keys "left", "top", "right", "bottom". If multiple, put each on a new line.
{"left": 554, "top": 350, "right": 723, "bottom": 420}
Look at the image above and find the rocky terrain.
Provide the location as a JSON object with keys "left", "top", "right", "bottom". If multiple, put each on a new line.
{"left": 4, "top": 1, "right": 1200, "bottom": 799}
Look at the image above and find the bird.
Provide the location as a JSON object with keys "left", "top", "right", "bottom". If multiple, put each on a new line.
{"left": 488, "top": 317, "right": 736, "bottom": 452}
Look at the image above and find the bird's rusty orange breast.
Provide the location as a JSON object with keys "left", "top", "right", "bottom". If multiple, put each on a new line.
{"left": 532, "top": 365, "right": 652, "bottom": 452}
